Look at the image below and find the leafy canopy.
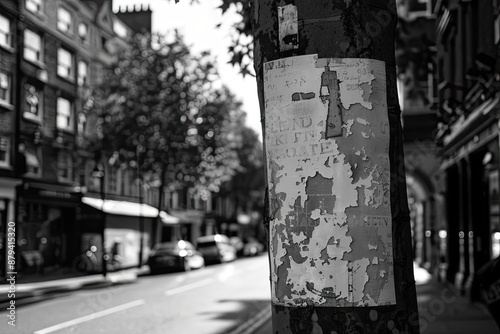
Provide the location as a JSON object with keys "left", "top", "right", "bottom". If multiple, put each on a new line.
{"left": 94, "top": 32, "right": 248, "bottom": 192}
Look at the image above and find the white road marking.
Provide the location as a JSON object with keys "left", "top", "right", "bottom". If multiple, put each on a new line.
{"left": 33, "top": 299, "right": 145, "bottom": 334}
{"left": 165, "top": 278, "right": 213, "bottom": 296}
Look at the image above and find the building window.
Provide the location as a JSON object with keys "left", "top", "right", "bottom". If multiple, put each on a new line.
{"left": 24, "top": 146, "right": 41, "bottom": 176}
{"left": 57, "top": 7, "right": 72, "bottom": 34}
{"left": 0, "top": 137, "right": 11, "bottom": 168}
{"left": 57, "top": 48, "right": 74, "bottom": 80}
{"left": 0, "top": 72, "right": 11, "bottom": 105}
{"left": 57, "top": 97, "right": 73, "bottom": 131}
{"left": 24, "top": 83, "right": 43, "bottom": 123}
{"left": 78, "top": 60, "right": 88, "bottom": 86}
{"left": 26, "top": 0, "right": 43, "bottom": 15}
{"left": 78, "top": 22, "right": 89, "bottom": 43}
{"left": 24, "top": 29, "right": 43, "bottom": 64}
{"left": 57, "top": 150, "right": 73, "bottom": 181}
{"left": 0, "top": 14, "right": 12, "bottom": 49}
{"left": 407, "top": 0, "right": 432, "bottom": 18}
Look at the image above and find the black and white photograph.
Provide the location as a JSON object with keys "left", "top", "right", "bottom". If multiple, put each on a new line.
{"left": 0, "top": 0, "right": 500, "bottom": 333}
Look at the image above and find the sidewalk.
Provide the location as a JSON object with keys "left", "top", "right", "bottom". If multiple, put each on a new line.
{"left": 0, "top": 266, "right": 148, "bottom": 306}
{"left": 251, "top": 267, "right": 500, "bottom": 334}
{"left": 415, "top": 277, "right": 498, "bottom": 334}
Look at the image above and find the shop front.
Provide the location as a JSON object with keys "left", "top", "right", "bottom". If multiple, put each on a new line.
{"left": 15, "top": 182, "right": 82, "bottom": 281}
{"left": 441, "top": 97, "right": 500, "bottom": 296}
{"left": 0, "top": 178, "right": 21, "bottom": 278}
{"left": 81, "top": 197, "right": 158, "bottom": 271}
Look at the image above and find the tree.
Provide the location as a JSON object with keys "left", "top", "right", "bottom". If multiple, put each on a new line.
{"left": 94, "top": 32, "right": 241, "bottom": 194}
{"left": 251, "top": 1, "right": 419, "bottom": 333}
{"left": 223, "top": 124, "right": 265, "bottom": 216}
{"left": 195, "top": 86, "right": 246, "bottom": 195}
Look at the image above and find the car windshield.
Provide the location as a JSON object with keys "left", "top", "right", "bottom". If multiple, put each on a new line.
{"left": 197, "top": 241, "right": 217, "bottom": 248}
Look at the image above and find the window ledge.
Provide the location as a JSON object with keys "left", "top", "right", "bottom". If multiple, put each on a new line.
{"left": 24, "top": 58, "right": 46, "bottom": 70}
{"left": 57, "top": 28, "right": 74, "bottom": 37}
{"left": 0, "top": 100, "right": 14, "bottom": 111}
{"left": 56, "top": 127, "right": 75, "bottom": 134}
{"left": 23, "top": 112, "right": 42, "bottom": 124}
{"left": 0, "top": 44, "right": 15, "bottom": 53}
{"left": 57, "top": 74, "right": 76, "bottom": 84}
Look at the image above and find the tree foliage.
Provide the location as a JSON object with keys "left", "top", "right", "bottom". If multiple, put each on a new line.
{"left": 173, "top": 0, "right": 254, "bottom": 76}
{"left": 94, "top": 32, "right": 248, "bottom": 192}
{"left": 225, "top": 124, "right": 265, "bottom": 211}
{"left": 219, "top": 0, "right": 254, "bottom": 76}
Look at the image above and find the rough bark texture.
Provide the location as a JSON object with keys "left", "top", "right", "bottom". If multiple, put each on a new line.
{"left": 253, "top": 0, "right": 419, "bottom": 333}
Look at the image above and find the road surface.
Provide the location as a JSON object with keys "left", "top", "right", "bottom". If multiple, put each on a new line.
{"left": 1, "top": 254, "right": 271, "bottom": 334}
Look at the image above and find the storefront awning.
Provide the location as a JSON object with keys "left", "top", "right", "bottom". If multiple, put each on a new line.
{"left": 82, "top": 197, "right": 159, "bottom": 218}
{"left": 440, "top": 95, "right": 500, "bottom": 169}
{"left": 159, "top": 211, "right": 180, "bottom": 225}
{"left": 443, "top": 96, "right": 500, "bottom": 150}
{"left": 21, "top": 182, "right": 82, "bottom": 207}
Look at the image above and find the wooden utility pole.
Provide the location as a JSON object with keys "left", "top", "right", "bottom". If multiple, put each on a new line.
{"left": 253, "top": 0, "right": 419, "bottom": 333}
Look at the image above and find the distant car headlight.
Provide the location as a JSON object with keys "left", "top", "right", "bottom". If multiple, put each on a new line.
{"left": 179, "top": 249, "right": 188, "bottom": 257}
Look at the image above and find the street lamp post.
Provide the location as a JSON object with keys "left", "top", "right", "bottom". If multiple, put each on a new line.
{"left": 92, "top": 163, "right": 106, "bottom": 277}
{"left": 138, "top": 177, "right": 144, "bottom": 268}
{"left": 137, "top": 146, "right": 144, "bottom": 268}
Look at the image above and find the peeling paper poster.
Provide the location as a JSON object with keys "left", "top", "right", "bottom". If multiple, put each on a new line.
{"left": 264, "top": 55, "right": 396, "bottom": 307}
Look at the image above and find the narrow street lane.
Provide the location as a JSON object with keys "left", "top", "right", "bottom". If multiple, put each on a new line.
{"left": 2, "top": 255, "right": 271, "bottom": 334}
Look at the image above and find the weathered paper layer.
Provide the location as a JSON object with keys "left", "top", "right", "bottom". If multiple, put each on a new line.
{"left": 264, "top": 55, "right": 396, "bottom": 307}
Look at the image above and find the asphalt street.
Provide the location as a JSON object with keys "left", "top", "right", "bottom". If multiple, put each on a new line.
{"left": 1, "top": 254, "right": 271, "bottom": 334}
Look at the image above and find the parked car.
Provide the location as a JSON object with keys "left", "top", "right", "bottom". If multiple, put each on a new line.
{"left": 148, "top": 240, "right": 205, "bottom": 274}
{"left": 243, "top": 238, "right": 265, "bottom": 256}
{"left": 197, "top": 234, "right": 237, "bottom": 264}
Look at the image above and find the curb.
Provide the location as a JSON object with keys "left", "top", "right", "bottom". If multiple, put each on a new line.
{"left": 0, "top": 267, "right": 146, "bottom": 305}
{"left": 228, "top": 303, "right": 272, "bottom": 334}
{"left": 0, "top": 274, "right": 106, "bottom": 295}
